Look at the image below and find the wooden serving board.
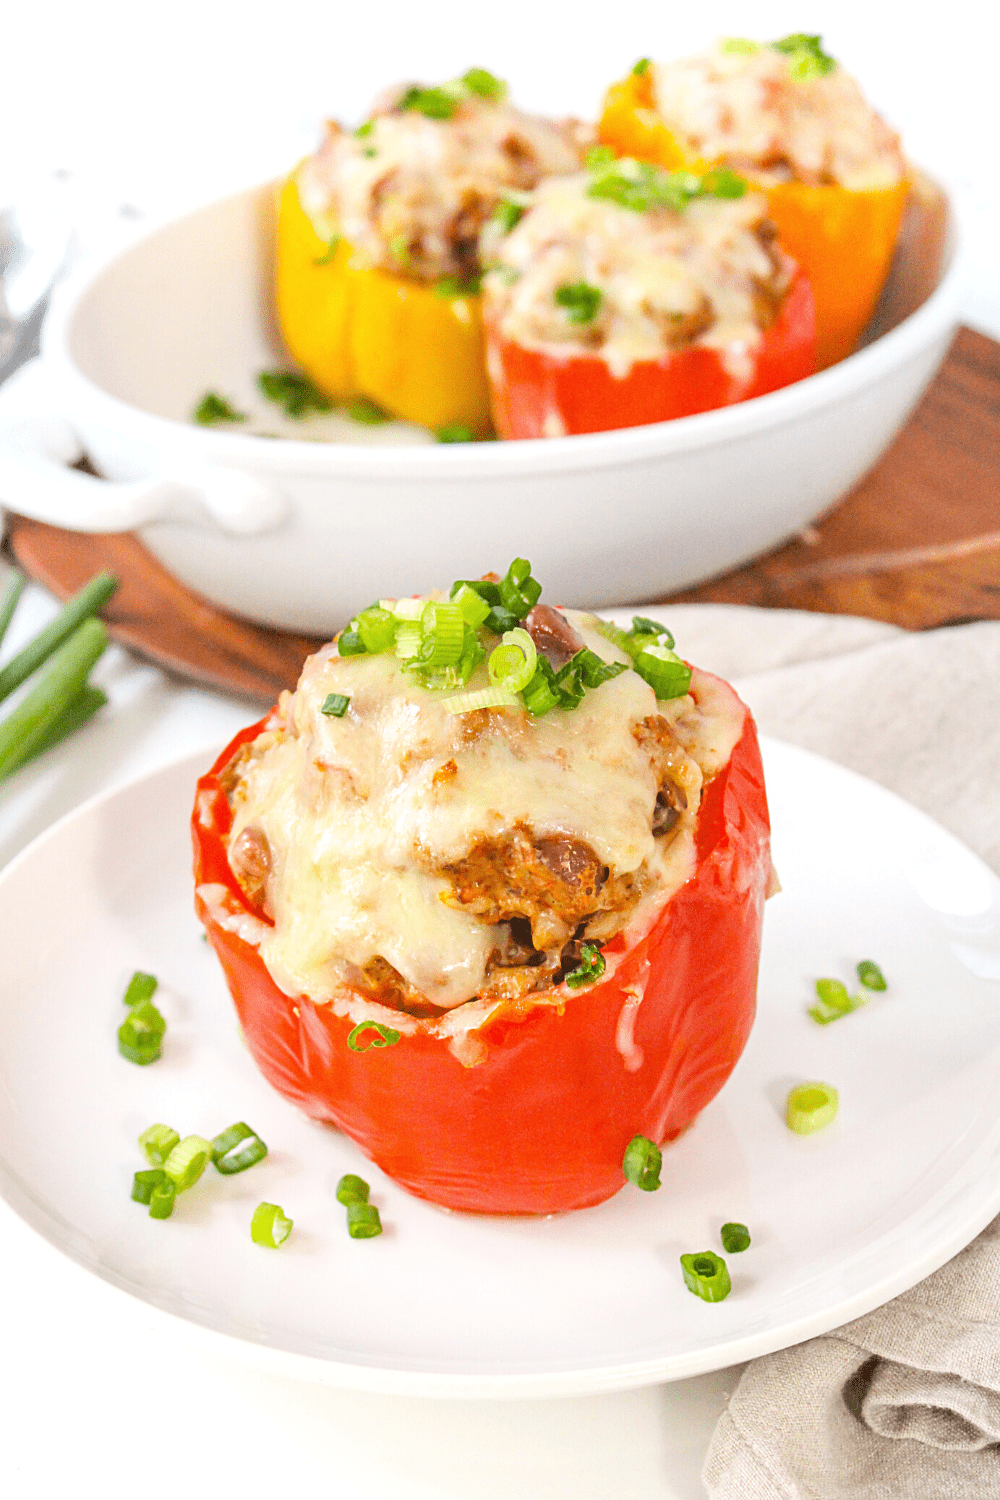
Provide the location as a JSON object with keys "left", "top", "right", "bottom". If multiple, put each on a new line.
{"left": 4, "top": 326, "right": 998, "bottom": 704}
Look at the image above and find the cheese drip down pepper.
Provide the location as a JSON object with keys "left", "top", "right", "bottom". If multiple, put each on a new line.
{"left": 599, "top": 58, "right": 909, "bottom": 370}
{"left": 275, "top": 170, "right": 493, "bottom": 434}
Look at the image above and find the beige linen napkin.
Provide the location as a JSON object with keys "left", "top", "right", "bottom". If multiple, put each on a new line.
{"left": 658, "top": 605, "right": 1000, "bottom": 1498}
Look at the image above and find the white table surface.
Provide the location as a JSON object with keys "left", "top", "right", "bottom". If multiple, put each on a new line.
{"left": 0, "top": 571, "right": 739, "bottom": 1499}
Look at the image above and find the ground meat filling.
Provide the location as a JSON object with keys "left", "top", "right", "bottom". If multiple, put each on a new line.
{"left": 297, "top": 92, "right": 590, "bottom": 282}
{"left": 221, "top": 710, "right": 697, "bottom": 1017}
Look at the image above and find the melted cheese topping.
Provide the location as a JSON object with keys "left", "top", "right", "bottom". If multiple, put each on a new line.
{"left": 226, "top": 612, "right": 746, "bottom": 1030}
{"left": 298, "top": 95, "right": 588, "bottom": 281}
{"left": 481, "top": 174, "right": 789, "bottom": 380}
{"left": 652, "top": 43, "right": 906, "bottom": 191}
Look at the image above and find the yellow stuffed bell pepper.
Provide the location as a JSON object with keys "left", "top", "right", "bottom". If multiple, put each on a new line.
{"left": 275, "top": 170, "right": 493, "bottom": 435}
{"left": 600, "top": 66, "right": 909, "bottom": 371}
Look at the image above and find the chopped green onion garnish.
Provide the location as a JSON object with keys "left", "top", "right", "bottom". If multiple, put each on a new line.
{"left": 450, "top": 578, "right": 502, "bottom": 608}
{"left": 356, "top": 605, "right": 398, "bottom": 655}
{"left": 193, "top": 392, "right": 246, "bottom": 426}
{"left": 417, "top": 601, "right": 465, "bottom": 667}
{"left": 816, "top": 978, "right": 852, "bottom": 1013}
{"left": 347, "top": 395, "right": 391, "bottom": 425}
{"left": 316, "top": 235, "right": 344, "bottom": 268}
{"left": 123, "top": 971, "right": 158, "bottom": 1008}
{"left": 321, "top": 693, "right": 351, "bottom": 718}
{"left": 346, "top": 1202, "right": 383, "bottom": 1239}
{"left": 622, "top": 1133, "right": 662, "bottom": 1191}
{"left": 587, "top": 156, "right": 746, "bottom": 214}
{"left": 138, "top": 1124, "right": 180, "bottom": 1167}
{"left": 394, "top": 624, "right": 423, "bottom": 660}
{"left": 337, "top": 626, "right": 367, "bottom": 656}
{"left": 786, "top": 1081, "right": 839, "bottom": 1135}
{"left": 251, "top": 1201, "right": 293, "bottom": 1247}
{"left": 132, "top": 1168, "right": 167, "bottom": 1205}
{"left": 701, "top": 168, "right": 749, "bottom": 200}
{"left": 118, "top": 999, "right": 166, "bottom": 1065}
{"left": 355, "top": 120, "right": 374, "bottom": 138}
{"left": 491, "top": 199, "right": 525, "bottom": 235}
{"left": 720, "top": 1222, "right": 751, "bottom": 1253}
{"left": 347, "top": 1020, "right": 402, "bottom": 1052}
{"left": 452, "top": 583, "right": 492, "bottom": 629}
{"left": 434, "top": 275, "right": 481, "bottom": 299}
{"left": 857, "top": 960, "right": 887, "bottom": 991}
{"left": 555, "top": 282, "right": 602, "bottom": 325}
{"left": 809, "top": 977, "right": 865, "bottom": 1025}
{"left": 593, "top": 618, "right": 634, "bottom": 654}
{"left": 442, "top": 686, "right": 520, "bottom": 714}
{"left": 149, "top": 1177, "right": 176, "bottom": 1219}
{"left": 632, "top": 644, "right": 692, "bottom": 700}
{"left": 770, "top": 33, "right": 836, "bottom": 79}
{"left": 488, "top": 627, "right": 537, "bottom": 695}
{"left": 497, "top": 557, "right": 542, "bottom": 620}
{"left": 680, "top": 1251, "right": 731, "bottom": 1302}
{"left": 211, "top": 1122, "right": 268, "bottom": 1175}
{"left": 398, "top": 84, "right": 460, "bottom": 120}
{"left": 521, "top": 659, "right": 561, "bottom": 716}
{"left": 388, "top": 596, "right": 425, "bottom": 621}
{"left": 163, "top": 1135, "right": 213, "bottom": 1192}
{"left": 632, "top": 57, "right": 652, "bottom": 75}
{"left": 257, "top": 370, "right": 333, "bottom": 418}
{"left": 336, "top": 1174, "right": 370, "bottom": 1205}
{"left": 631, "top": 616, "right": 675, "bottom": 647}
{"left": 720, "top": 37, "right": 760, "bottom": 54}
{"left": 565, "top": 941, "right": 606, "bottom": 989}
{"left": 461, "top": 67, "right": 507, "bottom": 100}
{"left": 437, "top": 423, "right": 476, "bottom": 443}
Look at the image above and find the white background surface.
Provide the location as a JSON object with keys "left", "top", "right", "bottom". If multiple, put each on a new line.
{"left": 0, "top": 4, "right": 994, "bottom": 1494}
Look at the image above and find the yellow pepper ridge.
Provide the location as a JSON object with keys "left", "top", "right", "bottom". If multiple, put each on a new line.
{"left": 275, "top": 170, "right": 494, "bottom": 434}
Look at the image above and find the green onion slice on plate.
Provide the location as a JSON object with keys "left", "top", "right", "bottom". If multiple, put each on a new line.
{"left": 251, "top": 1202, "right": 293, "bottom": 1247}
{"left": 720, "top": 1222, "right": 751, "bottom": 1254}
{"left": 786, "top": 1081, "right": 839, "bottom": 1134}
{"left": 346, "top": 1202, "right": 383, "bottom": 1239}
{"left": 681, "top": 1251, "right": 732, "bottom": 1302}
{"left": 211, "top": 1122, "right": 268, "bottom": 1175}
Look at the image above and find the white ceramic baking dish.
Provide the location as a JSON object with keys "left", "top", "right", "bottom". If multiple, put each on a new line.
{"left": 0, "top": 178, "right": 963, "bottom": 634}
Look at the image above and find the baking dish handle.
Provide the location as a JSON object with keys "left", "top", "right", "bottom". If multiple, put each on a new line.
{"left": 0, "top": 360, "right": 287, "bottom": 535}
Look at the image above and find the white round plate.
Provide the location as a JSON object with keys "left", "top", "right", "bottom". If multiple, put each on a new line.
{"left": 1, "top": 737, "right": 999, "bottom": 1398}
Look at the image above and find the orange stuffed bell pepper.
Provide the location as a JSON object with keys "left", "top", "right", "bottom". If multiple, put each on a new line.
{"left": 600, "top": 38, "right": 909, "bottom": 370}
{"left": 481, "top": 156, "right": 815, "bottom": 438}
{"left": 193, "top": 561, "right": 772, "bottom": 1215}
{"left": 275, "top": 69, "right": 588, "bottom": 436}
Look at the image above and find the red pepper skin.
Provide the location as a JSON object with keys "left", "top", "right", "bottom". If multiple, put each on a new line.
{"left": 192, "top": 678, "right": 770, "bottom": 1215}
{"left": 487, "top": 267, "right": 815, "bottom": 439}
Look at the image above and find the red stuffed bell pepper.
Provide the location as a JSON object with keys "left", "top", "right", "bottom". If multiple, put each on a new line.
{"left": 481, "top": 155, "right": 815, "bottom": 438}
{"left": 192, "top": 570, "right": 772, "bottom": 1215}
